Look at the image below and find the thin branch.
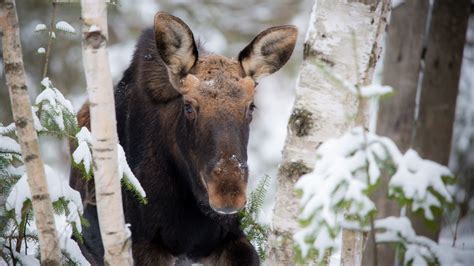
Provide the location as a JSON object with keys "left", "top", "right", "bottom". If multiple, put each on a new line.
{"left": 42, "top": 2, "right": 57, "bottom": 79}
{"left": 7, "top": 237, "right": 17, "bottom": 266}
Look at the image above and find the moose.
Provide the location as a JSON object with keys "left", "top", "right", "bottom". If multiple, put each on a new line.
{"left": 70, "top": 11, "right": 297, "bottom": 265}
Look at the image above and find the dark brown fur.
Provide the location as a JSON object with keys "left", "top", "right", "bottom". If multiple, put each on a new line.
{"left": 70, "top": 12, "right": 297, "bottom": 265}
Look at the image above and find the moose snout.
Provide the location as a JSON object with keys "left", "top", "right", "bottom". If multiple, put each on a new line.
{"left": 206, "top": 156, "right": 248, "bottom": 215}
{"left": 207, "top": 179, "right": 247, "bottom": 214}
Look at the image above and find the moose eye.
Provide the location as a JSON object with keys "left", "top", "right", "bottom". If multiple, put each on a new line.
{"left": 249, "top": 103, "right": 256, "bottom": 114}
{"left": 247, "top": 103, "right": 257, "bottom": 121}
{"left": 184, "top": 102, "right": 196, "bottom": 120}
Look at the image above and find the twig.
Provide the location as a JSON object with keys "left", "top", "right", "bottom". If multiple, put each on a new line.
{"left": 24, "top": 218, "right": 28, "bottom": 255}
{"left": 14, "top": 201, "right": 30, "bottom": 254}
{"left": 7, "top": 238, "right": 17, "bottom": 266}
{"left": 42, "top": 2, "right": 57, "bottom": 79}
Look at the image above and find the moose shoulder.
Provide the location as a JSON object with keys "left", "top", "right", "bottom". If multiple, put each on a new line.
{"left": 70, "top": 11, "right": 297, "bottom": 265}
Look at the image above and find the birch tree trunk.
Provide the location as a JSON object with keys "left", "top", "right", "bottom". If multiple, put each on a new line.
{"left": 266, "top": 0, "right": 390, "bottom": 265}
{"left": 80, "top": 0, "right": 133, "bottom": 265}
{"left": 0, "top": 0, "right": 61, "bottom": 265}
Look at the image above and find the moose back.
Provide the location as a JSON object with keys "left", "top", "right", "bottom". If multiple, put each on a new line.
{"left": 70, "top": 11, "right": 297, "bottom": 265}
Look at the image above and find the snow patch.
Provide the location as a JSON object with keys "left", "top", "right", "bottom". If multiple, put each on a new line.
{"left": 359, "top": 84, "right": 393, "bottom": 98}
{"left": 0, "top": 135, "right": 21, "bottom": 154}
{"left": 34, "top": 23, "right": 47, "bottom": 32}
{"left": 56, "top": 21, "right": 75, "bottom": 34}
{"left": 389, "top": 149, "right": 453, "bottom": 220}
{"left": 392, "top": 0, "right": 405, "bottom": 8}
{"left": 89, "top": 24, "right": 100, "bottom": 32}
{"left": 5, "top": 165, "right": 83, "bottom": 224}
{"left": 117, "top": 144, "right": 146, "bottom": 199}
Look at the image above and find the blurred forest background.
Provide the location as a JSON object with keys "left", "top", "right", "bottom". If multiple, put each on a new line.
{"left": 0, "top": 0, "right": 473, "bottom": 229}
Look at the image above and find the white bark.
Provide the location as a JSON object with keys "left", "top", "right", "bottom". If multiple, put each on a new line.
{"left": 0, "top": 1, "right": 61, "bottom": 265}
{"left": 266, "top": 0, "right": 390, "bottom": 265}
{"left": 80, "top": 0, "right": 133, "bottom": 265}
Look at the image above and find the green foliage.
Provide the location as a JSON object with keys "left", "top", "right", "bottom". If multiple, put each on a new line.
{"left": 121, "top": 176, "right": 148, "bottom": 205}
{"left": 239, "top": 175, "right": 271, "bottom": 261}
{"left": 294, "top": 126, "right": 456, "bottom": 265}
{"left": 35, "top": 79, "right": 79, "bottom": 137}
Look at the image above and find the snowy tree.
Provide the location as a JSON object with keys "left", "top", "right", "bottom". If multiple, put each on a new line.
{"left": 266, "top": 0, "right": 391, "bottom": 264}
{"left": 293, "top": 85, "right": 456, "bottom": 265}
{"left": 367, "top": 1, "right": 431, "bottom": 262}
{"left": 80, "top": 0, "right": 133, "bottom": 264}
{"left": 0, "top": 77, "right": 147, "bottom": 265}
{"left": 1, "top": 2, "right": 146, "bottom": 264}
{"left": 370, "top": 2, "right": 471, "bottom": 264}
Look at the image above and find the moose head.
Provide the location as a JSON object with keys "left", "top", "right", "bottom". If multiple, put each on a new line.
{"left": 153, "top": 12, "right": 297, "bottom": 215}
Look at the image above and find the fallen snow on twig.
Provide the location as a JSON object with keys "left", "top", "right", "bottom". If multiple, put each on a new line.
{"left": 56, "top": 21, "right": 76, "bottom": 34}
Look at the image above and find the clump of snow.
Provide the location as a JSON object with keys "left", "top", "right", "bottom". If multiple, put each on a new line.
{"left": 0, "top": 122, "right": 16, "bottom": 135}
{"left": 35, "top": 77, "right": 75, "bottom": 131}
{"left": 294, "top": 127, "right": 402, "bottom": 260}
{"left": 294, "top": 125, "right": 455, "bottom": 263}
{"left": 389, "top": 149, "right": 454, "bottom": 220}
{"left": 55, "top": 21, "right": 76, "bottom": 34}
{"left": 391, "top": 0, "right": 405, "bottom": 8}
{"left": 117, "top": 144, "right": 146, "bottom": 199}
{"left": 39, "top": 77, "right": 74, "bottom": 113}
{"left": 376, "top": 216, "right": 454, "bottom": 265}
{"left": 72, "top": 127, "right": 93, "bottom": 176}
{"left": 89, "top": 24, "right": 100, "bottom": 32}
{"left": 37, "top": 47, "right": 46, "bottom": 54}
{"left": 31, "top": 106, "right": 44, "bottom": 131}
{"left": 34, "top": 23, "right": 47, "bottom": 32}
{"left": 10, "top": 250, "right": 40, "bottom": 266}
{"left": 71, "top": 127, "right": 146, "bottom": 199}
{"left": 0, "top": 135, "right": 21, "bottom": 154}
{"left": 54, "top": 214, "right": 90, "bottom": 265}
{"left": 76, "top": 126, "right": 92, "bottom": 143}
{"left": 203, "top": 79, "right": 216, "bottom": 87}
{"left": 359, "top": 84, "right": 393, "bottom": 98}
{"left": 6, "top": 164, "right": 83, "bottom": 224}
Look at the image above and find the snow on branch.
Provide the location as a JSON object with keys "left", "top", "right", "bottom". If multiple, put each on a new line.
{"left": 389, "top": 149, "right": 454, "bottom": 220}
{"left": 6, "top": 165, "right": 83, "bottom": 224}
{"left": 35, "top": 78, "right": 78, "bottom": 135}
{"left": 293, "top": 126, "right": 455, "bottom": 264}
{"left": 72, "top": 127, "right": 147, "bottom": 203}
{"left": 4, "top": 163, "right": 90, "bottom": 265}
{"left": 375, "top": 216, "right": 454, "bottom": 265}
{"left": 55, "top": 21, "right": 76, "bottom": 34}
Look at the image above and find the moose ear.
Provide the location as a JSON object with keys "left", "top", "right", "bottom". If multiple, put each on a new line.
{"left": 154, "top": 12, "right": 198, "bottom": 77}
{"left": 238, "top": 26, "right": 297, "bottom": 80}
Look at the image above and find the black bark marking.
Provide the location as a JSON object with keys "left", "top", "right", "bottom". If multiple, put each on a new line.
{"left": 280, "top": 160, "right": 312, "bottom": 180}
{"left": 25, "top": 154, "right": 38, "bottom": 162}
{"left": 16, "top": 117, "right": 27, "bottom": 128}
{"left": 85, "top": 31, "right": 106, "bottom": 49}
{"left": 4, "top": 62, "right": 22, "bottom": 73}
{"left": 32, "top": 194, "right": 47, "bottom": 201}
{"left": 289, "top": 109, "right": 313, "bottom": 137}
